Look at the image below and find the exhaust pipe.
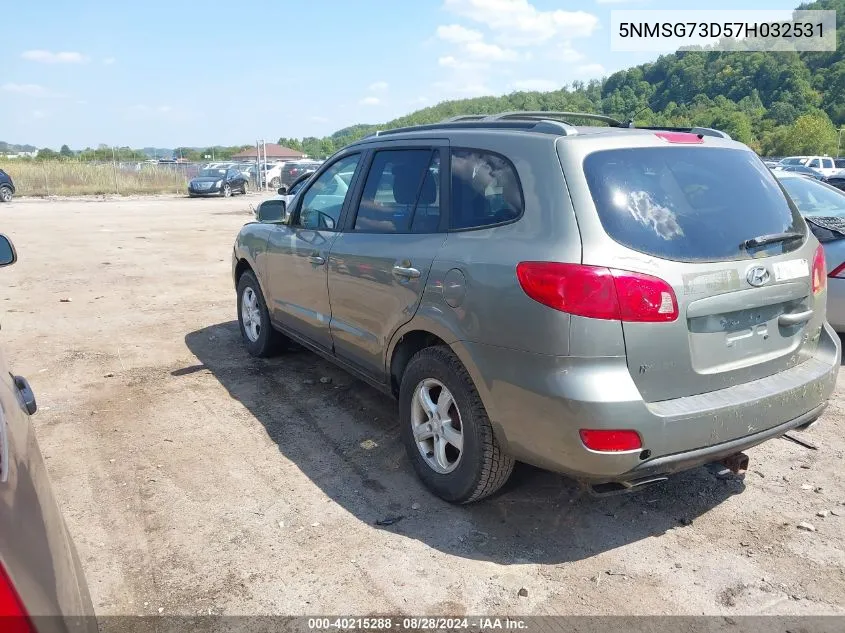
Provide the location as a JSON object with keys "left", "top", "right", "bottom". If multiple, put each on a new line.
{"left": 587, "top": 475, "right": 669, "bottom": 497}
{"left": 720, "top": 452, "right": 749, "bottom": 475}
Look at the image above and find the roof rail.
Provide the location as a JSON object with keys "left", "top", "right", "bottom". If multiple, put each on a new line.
{"left": 633, "top": 125, "right": 732, "bottom": 140}
{"left": 487, "top": 111, "right": 624, "bottom": 127}
{"left": 439, "top": 114, "right": 489, "bottom": 123}
{"left": 359, "top": 118, "right": 577, "bottom": 139}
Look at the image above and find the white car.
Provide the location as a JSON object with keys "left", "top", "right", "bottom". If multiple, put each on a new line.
{"left": 778, "top": 156, "right": 840, "bottom": 178}
{"left": 262, "top": 162, "right": 286, "bottom": 188}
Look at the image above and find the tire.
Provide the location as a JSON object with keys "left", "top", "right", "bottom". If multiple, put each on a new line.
{"left": 241, "top": 181, "right": 248, "bottom": 195}
{"left": 221, "top": 183, "right": 232, "bottom": 197}
{"left": 236, "top": 271, "right": 284, "bottom": 357}
{"left": 0, "top": 186, "right": 12, "bottom": 203}
{"left": 270, "top": 177, "right": 280, "bottom": 189}
{"left": 399, "top": 346, "right": 514, "bottom": 503}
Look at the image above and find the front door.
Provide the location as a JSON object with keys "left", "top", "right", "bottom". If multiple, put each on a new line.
{"left": 328, "top": 146, "right": 446, "bottom": 378}
{"left": 264, "top": 152, "right": 362, "bottom": 351}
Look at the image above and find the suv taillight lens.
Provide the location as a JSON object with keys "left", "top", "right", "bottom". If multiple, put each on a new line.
{"left": 0, "top": 562, "right": 35, "bottom": 633}
{"left": 813, "top": 245, "right": 827, "bottom": 294}
{"left": 516, "top": 262, "right": 678, "bottom": 322}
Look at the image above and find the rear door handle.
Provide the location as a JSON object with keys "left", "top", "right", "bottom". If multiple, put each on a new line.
{"left": 309, "top": 255, "right": 326, "bottom": 266}
{"left": 392, "top": 266, "right": 420, "bottom": 279}
{"left": 778, "top": 309, "right": 813, "bottom": 326}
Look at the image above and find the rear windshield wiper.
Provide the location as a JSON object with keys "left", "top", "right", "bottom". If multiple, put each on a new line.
{"left": 741, "top": 231, "right": 804, "bottom": 249}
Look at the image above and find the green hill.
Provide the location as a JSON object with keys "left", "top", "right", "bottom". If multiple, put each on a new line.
{"left": 285, "top": 0, "right": 844, "bottom": 158}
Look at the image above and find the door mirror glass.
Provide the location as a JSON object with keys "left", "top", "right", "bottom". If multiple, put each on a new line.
{"left": 257, "top": 200, "right": 287, "bottom": 223}
{"left": 0, "top": 235, "right": 16, "bottom": 267}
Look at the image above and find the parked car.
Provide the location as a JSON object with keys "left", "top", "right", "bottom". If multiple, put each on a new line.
{"left": 261, "top": 162, "right": 286, "bottom": 188}
{"left": 280, "top": 160, "right": 323, "bottom": 187}
{"left": 772, "top": 164, "right": 826, "bottom": 180}
{"left": 775, "top": 170, "right": 845, "bottom": 332}
{"left": 232, "top": 113, "right": 840, "bottom": 503}
{"left": 834, "top": 158, "right": 845, "bottom": 170}
{"left": 778, "top": 156, "right": 839, "bottom": 178}
{"left": 277, "top": 170, "right": 317, "bottom": 208}
{"left": 0, "top": 170, "right": 15, "bottom": 202}
{"left": 827, "top": 175, "right": 845, "bottom": 193}
{"left": 189, "top": 166, "right": 248, "bottom": 197}
{"left": 0, "top": 234, "right": 97, "bottom": 630}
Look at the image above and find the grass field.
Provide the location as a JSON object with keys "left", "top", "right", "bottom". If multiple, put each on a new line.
{"left": 0, "top": 160, "right": 190, "bottom": 196}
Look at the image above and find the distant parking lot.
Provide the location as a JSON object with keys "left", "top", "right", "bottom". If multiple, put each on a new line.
{"left": 2, "top": 194, "right": 845, "bottom": 616}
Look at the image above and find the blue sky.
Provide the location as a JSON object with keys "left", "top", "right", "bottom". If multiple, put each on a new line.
{"left": 2, "top": 0, "right": 800, "bottom": 149}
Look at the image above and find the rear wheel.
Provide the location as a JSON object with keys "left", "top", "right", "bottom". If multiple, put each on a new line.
{"left": 0, "top": 186, "right": 12, "bottom": 202}
{"left": 236, "top": 271, "right": 285, "bottom": 357}
{"left": 241, "top": 181, "right": 248, "bottom": 195}
{"left": 399, "top": 346, "right": 514, "bottom": 503}
{"left": 270, "top": 177, "right": 280, "bottom": 189}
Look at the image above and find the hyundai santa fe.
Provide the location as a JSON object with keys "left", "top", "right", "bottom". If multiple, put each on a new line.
{"left": 231, "top": 112, "right": 840, "bottom": 503}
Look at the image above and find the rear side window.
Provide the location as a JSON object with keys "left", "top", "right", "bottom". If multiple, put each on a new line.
{"left": 583, "top": 147, "right": 805, "bottom": 262}
{"left": 450, "top": 149, "right": 523, "bottom": 230}
{"left": 354, "top": 149, "right": 440, "bottom": 233}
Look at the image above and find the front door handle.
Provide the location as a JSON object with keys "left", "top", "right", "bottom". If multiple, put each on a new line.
{"left": 778, "top": 309, "right": 813, "bottom": 326}
{"left": 392, "top": 266, "right": 421, "bottom": 279}
{"left": 309, "top": 254, "right": 326, "bottom": 266}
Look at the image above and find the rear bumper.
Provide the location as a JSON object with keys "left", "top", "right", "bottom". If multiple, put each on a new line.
{"left": 453, "top": 322, "right": 840, "bottom": 483}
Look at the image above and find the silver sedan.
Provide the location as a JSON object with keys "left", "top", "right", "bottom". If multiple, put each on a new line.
{"left": 775, "top": 171, "right": 845, "bottom": 332}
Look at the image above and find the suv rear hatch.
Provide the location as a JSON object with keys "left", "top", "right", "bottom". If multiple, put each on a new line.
{"left": 579, "top": 143, "right": 824, "bottom": 402}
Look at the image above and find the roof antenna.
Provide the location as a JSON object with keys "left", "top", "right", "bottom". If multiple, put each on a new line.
{"left": 623, "top": 96, "right": 668, "bottom": 128}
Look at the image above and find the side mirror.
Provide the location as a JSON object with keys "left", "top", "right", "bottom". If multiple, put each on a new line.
{"left": 257, "top": 202, "right": 288, "bottom": 223}
{"left": 277, "top": 186, "right": 288, "bottom": 195}
{"left": 0, "top": 235, "right": 17, "bottom": 267}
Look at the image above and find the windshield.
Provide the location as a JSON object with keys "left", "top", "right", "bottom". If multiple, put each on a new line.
{"left": 779, "top": 176, "right": 845, "bottom": 218}
{"left": 199, "top": 169, "right": 226, "bottom": 178}
{"left": 583, "top": 147, "right": 805, "bottom": 262}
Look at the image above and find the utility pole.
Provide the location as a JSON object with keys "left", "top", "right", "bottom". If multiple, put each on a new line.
{"left": 112, "top": 146, "right": 120, "bottom": 194}
{"left": 262, "top": 139, "right": 268, "bottom": 191}
{"left": 837, "top": 128, "right": 844, "bottom": 159}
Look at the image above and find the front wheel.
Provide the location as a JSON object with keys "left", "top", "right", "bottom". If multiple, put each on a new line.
{"left": 236, "top": 271, "right": 284, "bottom": 357}
{"left": 0, "top": 186, "right": 12, "bottom": 203}
{"left": 221, "top": 183, "right": 232, "bottom": 197}
{"left": 399, "top": 346, "right": 514, "bottom": 503}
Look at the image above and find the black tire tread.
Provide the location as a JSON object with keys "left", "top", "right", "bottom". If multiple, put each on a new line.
{"left": 406, "top": 346, "right": 514, "bottom": 503}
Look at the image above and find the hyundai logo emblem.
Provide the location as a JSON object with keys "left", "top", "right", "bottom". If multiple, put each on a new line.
{"left": 746, "top": 265, "right": 771, "bottom": 287}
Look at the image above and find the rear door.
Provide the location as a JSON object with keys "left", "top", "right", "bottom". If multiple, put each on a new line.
{"left": 578, "top": 144, "right": 821, "bottom": 402}
{"left": 327, "top": 143, "right": 447, "bottom": 378}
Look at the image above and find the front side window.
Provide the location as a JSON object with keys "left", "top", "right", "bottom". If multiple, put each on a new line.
{"left": 449, "top": 149, "right": 523, "bottom": 230}
{"left": 297, "top": 154, "right": 360, "bottom": 230}
{"left": 353, "top": 149, "right": 440, "bottom": 233}
{"left": 809, "top": 158, "right": 821, "bottom": 168}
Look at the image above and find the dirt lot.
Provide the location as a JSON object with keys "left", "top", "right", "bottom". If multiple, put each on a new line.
{"left": 2, "top": 195, "right": 845, "bottom": 617}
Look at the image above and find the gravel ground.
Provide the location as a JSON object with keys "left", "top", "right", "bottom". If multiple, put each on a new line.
{"left": 1, "top": 195, "right": 844, "bottom": 617}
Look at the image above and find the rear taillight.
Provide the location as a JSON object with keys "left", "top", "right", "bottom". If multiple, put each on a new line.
{"left": 813, "top": 245, "right": 827, "bottom": 294}
{"left": 0, "top": 562, "right": 35, "bottom": 633}
{"left": 515, "top": 262, "right": 678, "bottom": 322}
{"left": 580, "top": 429, "right": 642, "bottom": 452}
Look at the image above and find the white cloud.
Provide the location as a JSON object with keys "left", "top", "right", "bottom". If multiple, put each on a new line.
{"left": 548, "top": 44, "right": 584, "bottom": 63}
{"left": 464, "top": 40, "right": 518, "bottom": 61}
{"left": 103, "top": 57, "right": 116, "bottom": 65}
{"left": 436, "top": 24, "right": 484, "bottom": 43}
{"left": 512, "top": 79, "right": 559, "bottom": 91}
{"left": 368, "top": 81, "right": 388, "bottom": 92}
{"left": 409, "top": 96, "right": 429, "bottom": 105}
{"left": 443, "top": 0, "right": 598, "bottom": 44}
{"left": 576, "top": 63, "right": 606, "bottom": 76}
{"left": 22, "top": 49, "right": 89, "bottom": 63}
{"left": 309, "top": 115, "right": 329, "bottom": 123}
{"left": 2, "top": 83, "right": 55, "bottom": 97}
{"left": 359, "top": 96, "right": 381, "bottom": 106}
